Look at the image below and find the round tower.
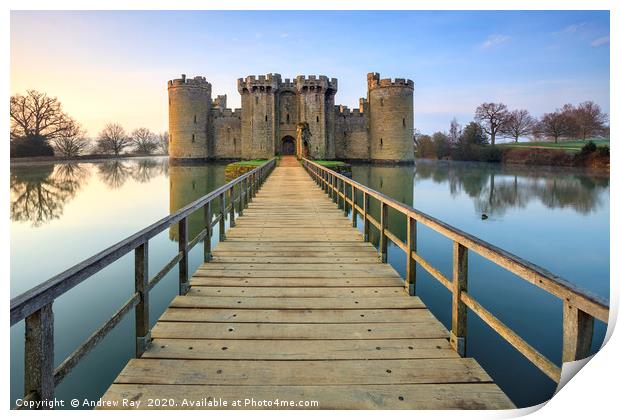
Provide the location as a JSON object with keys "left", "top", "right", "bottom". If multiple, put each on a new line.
{"left": 367, "top": 72, "right": 414, "bottom": 162}
{"left": 168, "top": 74, "right": 212, "bottom": 160}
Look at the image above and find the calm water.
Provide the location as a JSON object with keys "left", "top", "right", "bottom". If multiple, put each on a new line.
{"left": 9, "top": 157, "right": 609, "bottom": 408}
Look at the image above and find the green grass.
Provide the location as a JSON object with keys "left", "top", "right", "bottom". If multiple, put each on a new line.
{"left": 313, "top": 160, "right": 348, "bottom": 168}
{"left": 228, "top": 159, "right": 268, "bottom": 167}
{"left": 498, "top": 138, "right": 609, "bottom": 152}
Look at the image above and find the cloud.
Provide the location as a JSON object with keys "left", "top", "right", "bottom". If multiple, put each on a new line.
{"left": 554, "top": 22, "right": 587, "bottom": 35}
{"left": 479, "top": 34, "right": 511, "bottom": 49}
{"left": 590, "top": 36, "right": 610, "bottom": 47}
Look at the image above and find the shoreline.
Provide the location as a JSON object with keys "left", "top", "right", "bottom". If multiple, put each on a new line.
{"left": 9, "top": 153, "right": 168, "bottom": 167}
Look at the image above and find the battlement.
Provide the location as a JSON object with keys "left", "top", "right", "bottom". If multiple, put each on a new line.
{"left": 168, "top": 74, "right": 212, "bottom": 90}
{"left": 336, "top": 105, "right": 365, "bottom": 117}
{"left": 237, "top": 73, "right": 282, "bottom": 92}
{"left": 213, "top": 95, "right": 227, "bottom": 110}
{"left": 367, "top": 72, "right": 413, "bottom": 90}
{"left": 214, "top": 108, "right": 242, "bottom": 118}
{"left": 295, "top": 75, "right": 338, "bottom": 92}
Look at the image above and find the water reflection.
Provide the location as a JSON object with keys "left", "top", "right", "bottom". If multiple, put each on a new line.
{"left": 10, "top": 163, "right": 90, "bottom": 227}
{"left": 168, "top": 164, "right": 227, "bottom": 241}
{"left": 354, "top": 160, "right": 608, "bottom": 221}
{"left": 10, "top": 158, "right": 168, "bottom": 226}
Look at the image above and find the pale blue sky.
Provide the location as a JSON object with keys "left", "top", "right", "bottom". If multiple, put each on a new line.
{"left": 11, "top": 10, "right": 610, "bottom": 136}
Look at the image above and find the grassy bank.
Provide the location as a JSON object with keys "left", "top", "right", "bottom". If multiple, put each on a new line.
{"left": 498, "top": 138, "right": 609, "bottom": 152}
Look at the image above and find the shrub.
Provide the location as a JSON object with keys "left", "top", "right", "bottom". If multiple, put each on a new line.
{"left": 580, "top": 141, "right": 597, "bottom": 155}
{"left": 10, "top": 138, "right": 55, "bottom": 158}
{"left": 597, "top": 145, "right": 610, "bottom": 157}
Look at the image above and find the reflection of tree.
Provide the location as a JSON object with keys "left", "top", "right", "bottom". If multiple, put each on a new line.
{"left": 97, "top": 160, "right": 133, "bottom": 189}
{"left": 10, "top": 163, "right": 90, "bottom": 227}
{"left": 96, "top": 158, "right": 167, "bottom": 188}
{"left": 412, "top": 161, "right": 607, "bottom": 217}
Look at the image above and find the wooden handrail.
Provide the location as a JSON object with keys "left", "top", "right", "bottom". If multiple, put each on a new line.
{"left": 11, "top": 157, "right": 276, "bottom": 407}
{"left": 302, "top": 158, "right": 609, "bottom": 382}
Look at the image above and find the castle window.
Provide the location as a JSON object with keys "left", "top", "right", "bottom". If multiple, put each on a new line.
{"left": 316, "top": 116, "right": 319, "bottom": 123}
{"left": 403, "top": 118, "right": 406, "bottom": 127}
{"left": 255, "top": 96, "right": 259, "bottom": 104}
{"left": 194, "top": 115, "right": 197, "bottom": 124}
{"left": 265, "top": 115, "right": 268, "bottom": 122}
{"left": 286, "top": 113, "right": 290, "bottom": 123}
{"left": 344, "top": 131, "right": 347, "bottom": 138}
{"left": 380, "top": 98, "right": 384, "bottom": 106}
{"left": 192, "top": 133, "right": 195, "bottom": 142}
{"left": 380, "top": 138, "right": 383, "bottom": 148}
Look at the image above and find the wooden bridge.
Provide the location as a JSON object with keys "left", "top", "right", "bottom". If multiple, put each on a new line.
{"left": 11, "top": 156, "right": 609, "bottom": 410}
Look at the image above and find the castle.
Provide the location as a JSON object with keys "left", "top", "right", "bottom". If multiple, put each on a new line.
{"left": 167, "top": 72, "right": 414, "bottom": 162}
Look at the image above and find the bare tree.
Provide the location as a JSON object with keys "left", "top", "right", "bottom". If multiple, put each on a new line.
{"left": 474, "top": 102, "right": 510, "bottom": 146}
{"left": 50, "top": 122, "right": 91, "bottom": 157}
{"left": 156, "top": 131, "right": 170, "bottom": 154}
{"left": 131, "top": 127, "right": 158, "bottom": 154}
{"left": 572, "top": 101, "right": 608, "bottom": 141}
{"left": 539, "top": 111, "right": 573, "bottom": 143}
{"left": 502, "top": 109, "right": 538, "bottom": 143}
{"left": 10, "top": 90, "right": 77, "bottom": 142}
{"left": 448, "top": 117, "right": 461, "bottom": 145}
{"left": 96, "top": 123, "right": 131, "bottom": 156}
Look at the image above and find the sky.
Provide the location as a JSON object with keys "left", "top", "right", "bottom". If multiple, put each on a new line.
{"left": 10, "top": 10, "right": 610, "bottom": 138}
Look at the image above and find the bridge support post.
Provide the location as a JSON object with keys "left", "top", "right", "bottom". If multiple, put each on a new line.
{"left": 406, "top": 217, "right": 417, "bottom": 295}
{"left": 178, "top": 217, "right": 189, "bottom": 295}
{"left": 203, "top": 202, "right": 212, "bottom": 262}
{"left": 24, "top": 303, "right": 54, "bottom": 406}
{"left": 134, "top": 242, "right": 150, "bottom": 356}
{"left": 562, "top": 302, "right": 594, "bottom": 362}
{"left": 380, "top": 202, "right": 388, "bottom": 263}
{"left": 450, "top": 242, "right": 468, "bottom": 356}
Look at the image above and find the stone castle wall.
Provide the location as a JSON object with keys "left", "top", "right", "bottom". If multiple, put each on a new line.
{"left": 168, "top": 72, "right": 414, "bottom": 162}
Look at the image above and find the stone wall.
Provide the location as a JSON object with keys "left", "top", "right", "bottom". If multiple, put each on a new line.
{"left": 334, "top": 106, "right": 369, "bottom": 160}
{"left": 212, "top": 108, "right": 242, "bottom": 158}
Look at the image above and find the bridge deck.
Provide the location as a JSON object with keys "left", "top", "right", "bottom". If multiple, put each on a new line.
{"left": 100, "top": 157, "right": 514, "bottom": 409}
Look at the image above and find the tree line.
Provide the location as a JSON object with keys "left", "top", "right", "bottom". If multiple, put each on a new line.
{"left": 415, "top": 100, "right": 609, "bottom": 161}
{"left": 10, "top": 90, "right": 169, "bottom": 158}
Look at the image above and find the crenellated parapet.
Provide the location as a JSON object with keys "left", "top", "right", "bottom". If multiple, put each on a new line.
{"left": 237, "top": 73, "right": 282, "bottom": 93}
{"left": 295, "top": 75, "right": 338, "bottom": 94}
{"left": 367, "top": 72, "right": 414, "bottom": 91}
{"left": 336, "top": 105, "right": 365, "bottom": 117}
{"left": 168, "top": 74, "right": 212, "bottom": 92}
{"left": 214, "top": 108, "right": 242, "bottom": 119}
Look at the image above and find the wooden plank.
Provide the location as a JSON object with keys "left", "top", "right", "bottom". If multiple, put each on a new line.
{"left": 143, "top": 338, "right": 457, "bottom": 360}
{"left": 189, "top": 277, "right": 405, "bottom": 287}
{"left": 151, "top": 321, "right": 449, "bottom": 340}
{"left": 197, "top": 263, "right": 399, "bottom": 272}
{"left": 210, "top": 256, "right": 380, "bottom": 263}
{"left": 114, "top": 358, "right": 490, "bottom": 385}
{"left": 100, "top": 383, "right": 515, "bottom": 409}
{"left": 159, "top": 308, "right": 435, "bottom": 323}
{"left": 187, "top": 286, "right": 407, "bottom": 298}
{"left": 170, "top": 296, "right": 426, "bottom": 309}
{"left": 193, "top": 270, "right": 400, "bottom": 278}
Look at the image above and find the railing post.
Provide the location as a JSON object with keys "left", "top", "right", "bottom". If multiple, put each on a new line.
{"left": 380, "top": 201, "right": 388, "bottom": 262}
{"left": 363, "top": 191, "right": 370, "bottom": 242}
{"left": 450, "top": 242, "right": 468, "bottom": 356}
{"left": 134, "top": 242, "right": 150, "bottom": 357}
{"left": 237, "top": 181, "right": 244, "bottom": 216}
{"left": 24, "top": 303, "right": 54, "bottom": 406}
{"left": 327, "top": 173, "right": 332, "bottom": 199}
{"left": 243, "top": 177, "right": 249, "bottom": 209}
{"left": 203, "top": 202, "right": 212, "bottom": 262}
{"left": 229, "top": 185, "right": 236, "bottom": 228}
{"left": 178, "top": 217, "right": 189, "bottom": 295}
{"left": 406, "top": 217, "right": 417, "bottom": 296}
{"left": 219, "top": 192, "right": 226, "bottom": 241}
{"left": 562, "top": 302, "right": 594, "bottom": 362}
{"left": 351, "top": 186, "right": 358, "bottom": 227}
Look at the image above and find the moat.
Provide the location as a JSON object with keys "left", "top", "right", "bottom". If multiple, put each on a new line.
{"left": 10, "top": 157, "right": 609, "bottom": 408}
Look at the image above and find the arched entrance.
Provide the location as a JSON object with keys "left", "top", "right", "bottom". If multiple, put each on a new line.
{"left": 281, "top": 136, "right": 296, "bottom": 155}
